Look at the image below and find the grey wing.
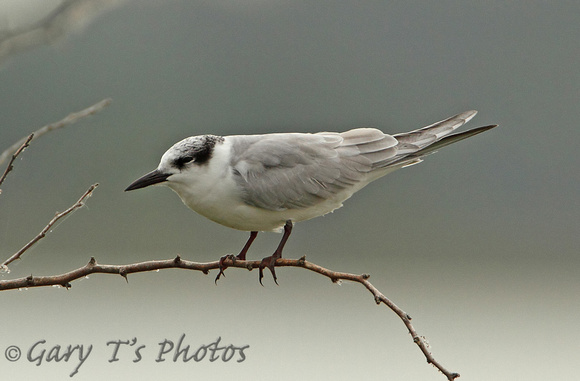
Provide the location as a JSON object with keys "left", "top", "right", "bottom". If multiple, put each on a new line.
{"left": 229, "top": 110, "right": 496, "bottom": 211}
{"left": 229, "top": 130, "right": 399, "bottom": 211}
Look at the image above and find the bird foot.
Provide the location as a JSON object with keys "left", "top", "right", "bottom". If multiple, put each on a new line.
{"left": 215, "top": 231, "right": 257, "bottom": 284}
{"left": 259, "top": 254, "right": 280, "bottom": 286}
{"left": 215, "top": 254, "right": 237, "bottom": 284}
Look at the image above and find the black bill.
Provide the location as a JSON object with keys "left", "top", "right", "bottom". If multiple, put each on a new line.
{"left": 125, "top": 169, "right": 170, "bottom": 191}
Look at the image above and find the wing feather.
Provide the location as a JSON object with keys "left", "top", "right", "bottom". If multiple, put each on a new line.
{"left": 230, "top": 130, "right": 398, "bottom": 211}
{"left": 229, "top": 110, "right": 495, "bottom": 211}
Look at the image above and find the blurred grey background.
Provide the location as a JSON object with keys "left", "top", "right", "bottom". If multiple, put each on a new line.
{"left": 1, "top": 1, "right": 578, "bottom": 380}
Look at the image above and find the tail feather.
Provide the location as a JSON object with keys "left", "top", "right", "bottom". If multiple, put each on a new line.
{"left": 409, "top": 124, "right": 497, "bottom": 158}
{"left": 393, "top": 110, "right": 478, "bottom": 147}
{"left": 374, "top": 110, "right": 496, "bottom": 169}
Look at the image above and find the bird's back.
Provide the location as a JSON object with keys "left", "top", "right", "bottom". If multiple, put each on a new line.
{"left": 227, "top": 110, "right": 493, "bottom": 216}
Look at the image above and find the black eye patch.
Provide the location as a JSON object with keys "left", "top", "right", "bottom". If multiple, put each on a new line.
{"left": 173, "top": 155, "right": 195, "bottom": 169}
{"left": 171, "top": 135, "right": 221, "bottom": 170}
{"left": 193, "top": 146, "right": 211, "bottom": 165}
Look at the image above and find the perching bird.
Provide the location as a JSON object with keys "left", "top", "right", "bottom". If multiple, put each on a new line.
{"left": 125, "top": 110, "right": 496, "bottom": 284}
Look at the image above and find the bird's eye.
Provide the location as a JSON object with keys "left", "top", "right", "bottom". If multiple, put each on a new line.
{"left": 174, "top": 155, "right": 195, "bottom": 169}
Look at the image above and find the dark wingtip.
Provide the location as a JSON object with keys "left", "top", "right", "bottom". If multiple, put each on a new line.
{"left": 480, "top": 124, "right": 498, "bottom": 131}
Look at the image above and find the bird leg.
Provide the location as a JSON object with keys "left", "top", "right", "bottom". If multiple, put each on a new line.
{"left": 215, "top": 231, "right": 258, "bottom": 283}
{"left": 259, "top": 220, "right": 293, "bottom": 285}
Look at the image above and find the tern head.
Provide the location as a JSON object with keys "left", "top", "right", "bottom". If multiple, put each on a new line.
{"left": 124, "top": 135, "right": 224, "bottom": 192}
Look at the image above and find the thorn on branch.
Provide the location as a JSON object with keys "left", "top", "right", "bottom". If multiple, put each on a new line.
{"left": 119, "top": 269, "right": 128, "bottom": 283}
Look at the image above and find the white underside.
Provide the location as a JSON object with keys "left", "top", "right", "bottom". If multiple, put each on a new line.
{"left": 171, "top": 183, "right": 373, "bottom": 232}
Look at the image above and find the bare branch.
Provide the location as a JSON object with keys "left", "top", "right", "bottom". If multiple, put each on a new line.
{"left": 0, "top": 184, "right": 98, "bottom": 268}
{"left": 0, "top": 134, "right": 33, "bottom": 191}
{"left": 0, "top": 254, "right": 459, "bottom": 379}
{"left": 0, "top": 0, "right": 124, "bottom": 64}
{"left": 0, "top": 98, "right": 112, "bottom": 167}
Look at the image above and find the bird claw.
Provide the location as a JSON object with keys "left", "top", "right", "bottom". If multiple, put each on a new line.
{"left": 259, "top": 254, "right": 279, "bottom": 286}
{"left": 258, "top": 220, "right": 292, "bottom": 286}
{"left": 215, "top": 231, "right": 257, "bottom": 284}
{"left": 215, "top": 254, "right": 235, "bottom": 284}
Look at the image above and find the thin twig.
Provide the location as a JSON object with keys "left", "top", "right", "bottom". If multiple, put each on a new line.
{"left": 0, "top": 184, "right": 98, "bottom": 268}
{"left": 0, "top": 98, "right": 112, "bottom": 167}
{"left": 0, "top": 134, "right": 34, "bottom": 191}
{"left": 0, "top": 254, "right": 459, "bottom": 380}
{"left": 0, "top": 0, "right": 123, "bottom": 64}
